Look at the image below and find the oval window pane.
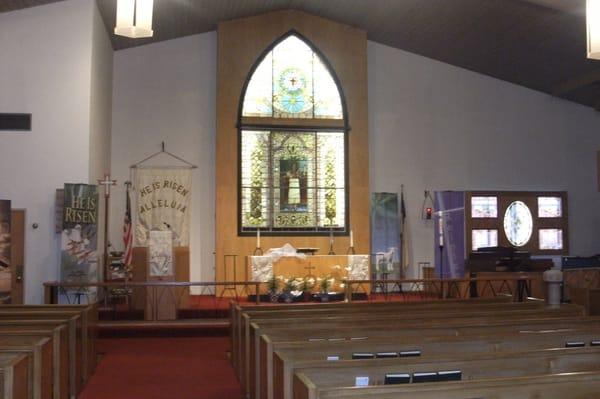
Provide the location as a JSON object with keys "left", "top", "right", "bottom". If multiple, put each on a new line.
{"left": 503, "top": 201, "right": 533, "bottom": 247}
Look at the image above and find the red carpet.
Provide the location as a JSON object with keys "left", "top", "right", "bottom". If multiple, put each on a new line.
{"left": 79, "top": 337, "right": 243, "bottom": 399}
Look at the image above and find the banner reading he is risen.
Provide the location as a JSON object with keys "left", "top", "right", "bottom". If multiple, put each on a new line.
{"left": 60, "top": 184, "right": 99, "bottom": 284}
{"left": 135, "top": 168, "right": 192, "bottom": 247}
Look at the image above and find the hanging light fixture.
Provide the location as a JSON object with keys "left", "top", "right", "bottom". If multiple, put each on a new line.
{"left": 114, "top": 0, "right": 154, "bottom": 39}
{"left": 587, "top": 0, "right": 600, "bottom": 59}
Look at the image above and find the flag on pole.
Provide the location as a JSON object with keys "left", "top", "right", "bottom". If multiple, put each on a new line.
{"left": 123, "top": 183, "right": 133, "bottom": 266}
{"left": 400, "top": 185, "right": 410, "bottom": 277}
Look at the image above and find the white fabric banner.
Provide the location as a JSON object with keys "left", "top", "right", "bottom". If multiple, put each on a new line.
{"left": 135, "top": 168, "right": 192, "bottom": 246}
{"left": 148, "top": 230, "right": 174, "bottom": 277}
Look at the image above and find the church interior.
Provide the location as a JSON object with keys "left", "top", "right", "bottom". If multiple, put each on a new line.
{"left": 1, "top": 0, "right": 600, "bottom": 398}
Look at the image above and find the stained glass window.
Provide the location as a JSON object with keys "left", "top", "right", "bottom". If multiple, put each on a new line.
{"left": 242, "top": 35, "right": 343, "bottom": 119}
{"left": 240, "top": 130, "right": 345, "bottom": 232}
{"left": 539, "top": 229, "right": 563, "bottom": 250}
{"left": 503, "top": 201, "right": 533, "bottom": 247}
{"left": 538, "top": 197, "right": 562, "bottom": 218}
{"left": 471, "top": 196, "right": 497, "bottom": 218}
{"left": 472, "top": 229, "right": 498, "bottom": 251}
{"left": 240, "top": 34, "right": 347, "bottom": 234}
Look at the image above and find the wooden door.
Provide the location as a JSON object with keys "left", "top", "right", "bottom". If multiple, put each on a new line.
{"left": 10, "top": 209, "right": 25, "bottom": 304}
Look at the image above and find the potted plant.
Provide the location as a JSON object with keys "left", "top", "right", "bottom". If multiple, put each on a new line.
{"left": 267, "top": 275, "right": 280, "bottom": 303}
{"left": 319, "top": 276, "right": 333, "bottom": 302}
{"left": 300, "top": 277, "right": 315, "bottom": 302}
{"left": 281, "top": 277, "right": 296, "bottom": 303}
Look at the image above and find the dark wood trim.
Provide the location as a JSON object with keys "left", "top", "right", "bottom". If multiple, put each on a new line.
{"left": 466, "top": 191, "right": 569, "bottom": 256}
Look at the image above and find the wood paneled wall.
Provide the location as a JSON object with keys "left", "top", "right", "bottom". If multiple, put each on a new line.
{"left": 215, "top": 10, "right": 370, "bottom": 282}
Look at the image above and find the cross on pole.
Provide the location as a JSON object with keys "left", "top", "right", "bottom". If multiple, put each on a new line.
{"left": 97, "top": 173, "right": 117, "bottom": 281}
{"left": 98, "top": 174, "right": 117, "bottom": 198}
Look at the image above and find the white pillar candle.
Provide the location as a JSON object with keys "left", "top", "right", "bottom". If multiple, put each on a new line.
{"left": 257, "top": 228, "right": 261, "bottom": 248}
{"left": 438, "top": 217, "right": 444, "bottom": 247}
{"left": 330, "top": 228, "right": 334, "bottom": 244}
{"left": 350, "top": 230, "right": 354, "bottom": 247}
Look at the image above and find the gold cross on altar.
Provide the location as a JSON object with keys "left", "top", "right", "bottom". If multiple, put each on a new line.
{"left": 304, "top": 263, "right": 316, "bottom": 279}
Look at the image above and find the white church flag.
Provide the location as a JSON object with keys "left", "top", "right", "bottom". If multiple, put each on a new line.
{"left": 135, "top": 168, "right": 192, "bottom": 247}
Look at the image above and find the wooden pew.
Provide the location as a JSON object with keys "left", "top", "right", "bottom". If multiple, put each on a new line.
{"left": 246, "top": 304, "right": 584, "bottom": 399}
{"left": 297, "top": 371, "right": 600, "bottom": 399}
{"left": 272, "top": 327, "right": 600, "bottom": 399}
{"left": 231, "top": 296, "right": 514, "bottom": 377}
{"left": 0, "top": 336, "right": 53, "bottom": 399}
{"left": 237, "top": 300, "right": 557, "bottom": 389}
{"left": 0, "top": 322, "right": 74, "bottom": 399}
{"left": 0, "top": 353, "right": 29, "bottom": 399}
{"left": 0, "top": 305, "right": 97, "bottom": 378}
{"left": 0, "top": 305, "right": 97, "bottom": 382}
{"left": 230, "top": 296, "right": 512, "bottom": 374}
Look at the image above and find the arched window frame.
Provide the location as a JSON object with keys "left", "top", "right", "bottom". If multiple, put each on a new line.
{"left": 237, "top": 30, "right": 350, "bottom": 236}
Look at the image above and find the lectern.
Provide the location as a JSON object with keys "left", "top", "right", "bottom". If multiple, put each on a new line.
{"left": 146, "top": 230, "right": 176, "bottom": 320}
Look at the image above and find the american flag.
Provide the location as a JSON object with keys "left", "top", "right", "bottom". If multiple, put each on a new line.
{"left": 123, "top": 183, "right": 133, "bottom": 266}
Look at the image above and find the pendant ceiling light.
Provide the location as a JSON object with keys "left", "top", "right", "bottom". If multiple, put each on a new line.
{"left": 114, "top": 0, "right": 154, "bottom": 39}
{"left": 587, "top": 0, "right": 600, "bottom": 59}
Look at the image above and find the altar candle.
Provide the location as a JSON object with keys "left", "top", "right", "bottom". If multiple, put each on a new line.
{"left": 438, "top": 217, "right": 444, "bottom": 247}
{"left": 350, "top": 230, "right": 354, "bottom": 247}
{"left": 329, "top": 228, "right": 334, "bottom": 244}
{"left": 257, "top": 228, "right": 261, "bottom": 248}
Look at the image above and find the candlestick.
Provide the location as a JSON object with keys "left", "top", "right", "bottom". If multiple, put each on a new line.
{"left": 328, "top": 227, "right": 335, "bottom": 255}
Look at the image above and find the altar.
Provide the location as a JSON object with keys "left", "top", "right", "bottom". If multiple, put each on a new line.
{"left": 248, "top": 254, "right": 370, "bottom": 293}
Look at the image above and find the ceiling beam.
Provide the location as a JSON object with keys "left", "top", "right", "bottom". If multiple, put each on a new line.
{"left": 552, "top": 69, "right": 600, "bottom": 96}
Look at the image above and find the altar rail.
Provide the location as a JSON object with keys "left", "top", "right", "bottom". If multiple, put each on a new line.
{"left": 43, "top": 281, "right": 262, "bottom": 323}
{"left": 347, "top": 276, "right": 536, "bottom": 302}
{"left": 42, "top": 276, "right": 536, "bottom": 324}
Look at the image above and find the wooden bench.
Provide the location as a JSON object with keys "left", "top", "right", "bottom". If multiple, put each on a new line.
{"left": 0, "top": 322, "right": 75, "bottom": 399}
{"left": 0, "top": 336, "right": 53, "bottom": 399}
{"left": 0, "top": 305, "right": 97, "bottom": 382}
{"left": 230, "top": 296, "right": 513, "bottom": 374}
{"left": 296, "top": 369, "right": 600, "bottom": 399}
{"left": 0, "top": 353, "right": 29, "bottom": 399}
{"left": 237, "top": 300, "right": 559, "bottom": 388}
{"left": 272, "top": 326, "right": 600, "bottom": 399}
{"left": 246, "top": 304, "right": 584, "bottom": 399}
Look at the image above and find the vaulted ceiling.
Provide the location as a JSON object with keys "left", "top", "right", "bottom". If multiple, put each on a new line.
{"left": 3, "top": 0, "right": 600, "bottom": 110}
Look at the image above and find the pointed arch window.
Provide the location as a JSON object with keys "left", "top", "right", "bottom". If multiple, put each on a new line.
{"left": 239, "top": 33, "right": 348, "bottom": 235}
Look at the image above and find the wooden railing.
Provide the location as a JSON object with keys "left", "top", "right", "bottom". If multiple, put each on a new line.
{"left": 346, "top": 276, "right": 535, "bottom": 302}
{"left": 43, "top": 281, "right": 262, "bottom": 323}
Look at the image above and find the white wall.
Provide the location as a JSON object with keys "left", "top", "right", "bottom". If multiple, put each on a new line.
{"left": 109, "top": 33, "right": 217, "bottom": 283}
{"left": 89, "top": 2, "right": 114, "bottom": 257}
{"left": 109, "top": 34, "right": 600, "bottom": 283}
{"left": 0, "top": 0, "right": 111, "bottom": 303}
{"left": 368, "top": 41, "right": 600, "bottom": 277}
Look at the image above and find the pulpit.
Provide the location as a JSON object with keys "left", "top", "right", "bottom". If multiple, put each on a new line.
{"left": 248, "top": 254, "right": 370, "bottom": 293}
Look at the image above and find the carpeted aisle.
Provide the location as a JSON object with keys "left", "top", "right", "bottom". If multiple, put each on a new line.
{"left": 79, "top": 337, "right": 244, "bottom": 399}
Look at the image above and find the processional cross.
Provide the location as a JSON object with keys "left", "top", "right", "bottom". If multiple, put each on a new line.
{"left": 98, "top": 174, "right": 117, "bottom": 280}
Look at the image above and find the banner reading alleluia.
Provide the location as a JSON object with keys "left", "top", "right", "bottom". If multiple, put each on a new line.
{"left": 135, "top": 168, "right": 192, "bottom": 247}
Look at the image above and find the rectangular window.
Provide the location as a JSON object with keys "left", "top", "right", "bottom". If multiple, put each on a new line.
{"left": 240, "top": 130, "right": 346, "bottom": 233}
{"left": 472, "top": 229, "right": 498, "bottom": 251}
{"left": 539, "top": 229, "right": 563, "bottom": 250}
{"left": 538, "top": 197, "right": 562, "bottom": 218}
{"left": 471, "top": 196, "right": 497, "bottom": 218}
